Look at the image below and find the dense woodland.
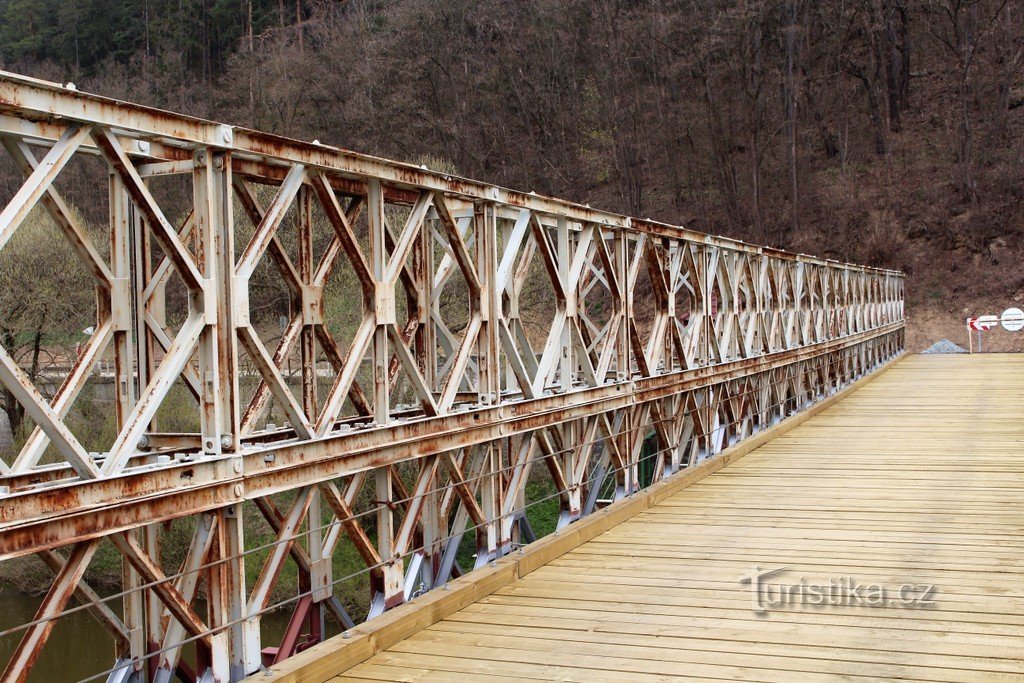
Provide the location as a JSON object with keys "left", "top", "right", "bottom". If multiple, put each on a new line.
{"left": 0, "top": 0, "right": 1022, "bottom": 344}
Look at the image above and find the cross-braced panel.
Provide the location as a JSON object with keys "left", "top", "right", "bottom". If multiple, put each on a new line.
{"left": 0, "top": 71, "right": 905, "bottom": 682}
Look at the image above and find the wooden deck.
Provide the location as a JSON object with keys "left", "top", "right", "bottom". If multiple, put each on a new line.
{"left": 326, "top": 354, "right": 1024, "bottom": 681}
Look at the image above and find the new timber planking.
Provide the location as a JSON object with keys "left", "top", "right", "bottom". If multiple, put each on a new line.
{"left": 288, "top": 354, "right": 1022, "bottom": 682}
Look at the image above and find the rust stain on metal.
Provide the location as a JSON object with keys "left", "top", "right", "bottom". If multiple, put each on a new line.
{"left": 0, "top": 69, "right": 906, "bottom": 682}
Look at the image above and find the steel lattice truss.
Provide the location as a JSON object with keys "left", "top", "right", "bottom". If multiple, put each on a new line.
{"left": 0, "top": 71, "right": 905, "bottom": 683}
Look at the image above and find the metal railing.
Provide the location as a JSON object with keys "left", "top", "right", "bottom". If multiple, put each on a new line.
{"left": 0, "top": 70, "right": 904, "bottom": 682}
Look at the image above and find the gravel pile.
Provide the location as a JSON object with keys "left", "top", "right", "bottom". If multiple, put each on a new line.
{"left": 921, "top": 339, "right": 968, "bottom": 354}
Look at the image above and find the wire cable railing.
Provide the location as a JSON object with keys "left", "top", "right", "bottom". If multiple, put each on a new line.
{"left": 0, "top": 346, "right": 891, "bottom": 646}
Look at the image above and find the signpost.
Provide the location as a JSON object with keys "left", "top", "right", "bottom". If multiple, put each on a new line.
{"left": 966, "top": 308, "right": 1024, "bottom": 352}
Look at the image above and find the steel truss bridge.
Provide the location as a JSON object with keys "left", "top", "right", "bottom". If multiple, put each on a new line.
{"left": 0, "top": 71, "right": 908, "bottom": 682}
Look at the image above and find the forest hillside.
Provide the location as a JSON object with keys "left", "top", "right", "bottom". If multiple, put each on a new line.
{"left": 1, "top": 0, "right": 1022, "bottom": 350}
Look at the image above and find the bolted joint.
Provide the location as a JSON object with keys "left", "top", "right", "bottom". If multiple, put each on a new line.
{"left": 310, "top": 557, "right": 333, "bottom": 601}
{"left": 301, "top": 284, "right": 324, "bottom": 326}
{"left": 374, "top": 283, "right": 397, "bottom": 325}
{"left": 478, "top": 294, "right": 489, "bottom": 322}
{"left": 109, "top": 278, "right": 132, "bottom": 332}
{"left": 189, "top": 284, "right": 217, "bottom": 323}
{"left": 232, "top": 277, "right": 250, "bottom": 327}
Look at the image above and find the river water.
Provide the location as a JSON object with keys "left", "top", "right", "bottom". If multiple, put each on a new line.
{"left": 0, "top": 591, "right": 299, "bottom": 682}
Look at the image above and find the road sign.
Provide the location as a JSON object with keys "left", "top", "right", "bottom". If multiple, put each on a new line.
{"left": 967, "top": 316, "right": 998, "bottom": 331}
{"left": 1001, "top": 307, "right": 1024, "bottom": 332}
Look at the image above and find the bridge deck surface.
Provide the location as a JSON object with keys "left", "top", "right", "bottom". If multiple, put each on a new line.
{"left": 337, "top": 354, "right": 1024, "bottom": 682}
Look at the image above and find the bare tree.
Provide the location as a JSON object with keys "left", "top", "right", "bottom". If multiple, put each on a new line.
{"left": 882, "top": 0, "right": 911, "bottom": 131}
{"left": 0, "top": 214, "right": 93, "bottom": 441}
{"left": 921, "top": 0, "right": 1009, "bottom": 204}
{"left": 782, "top": 0, "right": 802, "bottom": 233}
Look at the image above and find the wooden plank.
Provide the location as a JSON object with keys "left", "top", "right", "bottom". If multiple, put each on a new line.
{"left": 442, "top": 603, "right": 1024, "bottom": 653}
{"left": 257, "top": 354, "right": 1024, "bottom": 682}
{"left": 398, "top": 625, "right": 1022, "bottom": 680}
{"left": 381, "top": 629, "right": 1013, "bottom": 682}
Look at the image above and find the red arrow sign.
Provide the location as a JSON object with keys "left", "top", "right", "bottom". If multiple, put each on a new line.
{"left": 966, "top": 316, "right": 998, "bottom": 331}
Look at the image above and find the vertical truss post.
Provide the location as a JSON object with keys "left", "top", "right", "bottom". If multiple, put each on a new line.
{"left": 368, "top": 179, "right": 390, "bottom": 426}
{"left": 130, "top": 177, "right": 158, "bottom": 430}
{"left": 214, "top": 504, "right": 253, "bottom": 680}
{"left": 109, "top": 173, "right": 136, "bottom": 454}
{"left": 561, "top": 419, "right": 580, "bottom": 524}
{"left": 615, "top": 232, "right": 629, "bottom": 380}
{"left": 478, "top": 443, "right": 500, "bottom": 565}
{"left": 122, "top": 145, "right": 171, "bottom": 667}
{"left": 193, "top": 149, "right": 236, "bottom": 455}
{"left": 697, "top": 245, "right": 708, "bottom": 366}
{"left": 205, "top": 518, "right": 229, "bottom": 682}
{"left": 296, "top": 185, "right": 318, "bottom": 423}
{"left": 500, "top": 435, "right": 527, "bottom": 552}
{"left": 142, "top": 524, "right": 163, "bottom": 678}
{"left": 372, "top": 466, "right": 403, "bottom": 614}
{"left": 109, "top": 171, "right": 146, "bottom": 679}
{"left": 626, "top": 406, "right": 646, "bottom": 493}
{"left": 212, "top": 153, "right": 240, "bottom": 445}
{"left": 306, "top": 488, "right": 328, "bottom": 642}
{"left": 418, "top": 198, "right": 435, "bottom": 393}
{"left": 476, "top": 202, "right": 500, "bottom": 405}
{"left": 119, "top": 555, "right": 145, "bottom": 681}
{"left": 557, "top": 217, "right": 573, "bottom": 391}
{"left": 419, "top": 472, "right": 442, "bottom": 590}
{"left": 203, "top": 152, "right": 245, "bottom": 679}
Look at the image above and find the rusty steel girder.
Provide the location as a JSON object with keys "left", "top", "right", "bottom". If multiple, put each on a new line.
{"left": 0, "top": 70, "right": 905, "bottom": 683}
